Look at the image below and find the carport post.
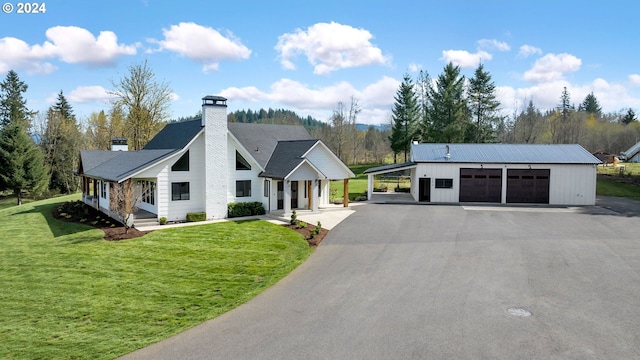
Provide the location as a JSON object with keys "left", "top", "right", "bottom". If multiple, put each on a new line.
{"left": 367, "top": 174, "right": 373, "bottom": 200}
{"left": 343, "top": 179, "right": 349, "bottom": 207}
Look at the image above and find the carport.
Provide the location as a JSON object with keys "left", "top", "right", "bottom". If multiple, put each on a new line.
{"left": 363, "top": 162, "right": 416, "bottom": 200}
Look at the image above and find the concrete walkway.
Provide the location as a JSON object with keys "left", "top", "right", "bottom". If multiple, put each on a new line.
{"left": 135, "top": 203, "right": 362, "bottom": 232}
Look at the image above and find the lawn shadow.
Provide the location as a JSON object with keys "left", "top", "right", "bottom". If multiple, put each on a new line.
{"left": 8, "top": 202, "right": 102, "bottom": 241}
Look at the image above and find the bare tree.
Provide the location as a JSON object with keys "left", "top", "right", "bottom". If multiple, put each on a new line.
{"left": 109, "top": 59, "right": 172, "bottom": 150}
{"left": 109, "top": 179, "right": 145, "bottom": 233}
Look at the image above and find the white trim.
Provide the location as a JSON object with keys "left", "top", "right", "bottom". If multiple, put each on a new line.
{"left": 302, "top": 140, "right": 355, "bottom": 178}
{"left": 284, "top": 159, "right": 327, "bottom": 180}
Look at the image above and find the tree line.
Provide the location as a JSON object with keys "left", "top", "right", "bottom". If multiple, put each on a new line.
{"left": 388, "top": 62, "right": 639, "bottom": 163}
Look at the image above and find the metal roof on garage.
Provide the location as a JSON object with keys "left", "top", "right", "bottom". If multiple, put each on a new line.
{"left": 410, "top": 143, "right": 601, "bottom": 164}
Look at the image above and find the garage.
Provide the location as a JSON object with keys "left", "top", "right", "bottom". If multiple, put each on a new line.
{"left": 506, "top": 169, "right": 550, "bottom": 204}
{"left": 459, "top": 168, "right": 502, "bottom": 203}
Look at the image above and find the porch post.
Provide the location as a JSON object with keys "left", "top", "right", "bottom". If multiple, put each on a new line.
{"left": 307, "top": 180, "right": 312, "bottom": 210}
{"left": 312, "top": 180, "right": 319, "bottom": 212}
{"left": 284, "top": 180, "right": 292, "bottom": 215}
{"left": 343, "top": 179, "right": 349, "bottom": 207}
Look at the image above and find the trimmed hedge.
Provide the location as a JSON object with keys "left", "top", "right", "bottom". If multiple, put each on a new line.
{"left": 228, "top": 202, "right": 266, "bottom": 218}
{"left": 186, "top": 212, "right": 206, "bottom": 222}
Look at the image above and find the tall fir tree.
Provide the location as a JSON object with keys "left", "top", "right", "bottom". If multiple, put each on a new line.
{"left": 0, "top": 70, "right": 35, "bottom": 129}
{"left": 427, "top": 62, "right": 468, "bottom": 143}
{"left": 621, "top": 108, "right": 637, "bottom": 125}
{"left": 0, "top": 121, "right": 48, "bottom": 205}
{"left": 389, "top": 74, "right": 419, "bottom": 162}
{"left": 578, "top": 92, "right": 602, "bottom": 117}
{"left": 467, "top": 63, "right": 502, "bottom": 143}
{"left": 41, "top": 91, "right": 81, "bottom": 193}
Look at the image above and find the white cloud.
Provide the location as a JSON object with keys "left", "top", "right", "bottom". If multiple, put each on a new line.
{"left": 149, "top": 22, "right": 251, "bottom": 72}
{"left": 66, "top": 85, "right": 116, "bottom": 103}
{"left": 275, "top": 21, "right": 391, "bottom": 75}
{"left": 478, "top": 39, "right": 510, "bottom": 51}
{"left": 408, "top": 63, "right": 421, "bottom": 72}
{"left": 44, "top": 26, "right": 138, "bottom": 65}
{"left": 0, "top": 26, "right": 137, "bottom": 73}
{"left": 441, "top": 50, "right": 492, "bottom": 68}
{"left": 629, "top": 74, "right": 640, "bottom": 86}
{"left": 220, "top": 76, "right": 399, "bottom": 124}
{"left": 518, "top": 44, "right": 542, "bottom": 58}
{"left": 522, "top": 53, "right": 581, "bottom": 83}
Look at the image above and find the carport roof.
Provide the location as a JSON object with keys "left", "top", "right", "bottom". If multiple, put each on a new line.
{"left": 411, "top": 143, "right": 601, "bottom": 164}
{"left": 363, "top": 161, "right": 416, "bottom": 174}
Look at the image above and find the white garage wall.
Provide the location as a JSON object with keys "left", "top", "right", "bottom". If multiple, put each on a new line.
{"left": 413, "top": 162, "right": 597, "bottom": 205}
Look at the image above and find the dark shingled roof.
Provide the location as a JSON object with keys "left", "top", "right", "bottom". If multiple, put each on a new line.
{"left": 411, "top": 143, "right": 601, "bottom": 164}
{"left": 228, "top": 123, "right": 312, "bottom": 168}
{"left": 260, "top": 140, "right": 319, "bottom": 179}
{"left": 144, "top": 119, "right": 203, "bottom": 150}
{"left": 81, "top": 149, "right": 176, "bottom": 182}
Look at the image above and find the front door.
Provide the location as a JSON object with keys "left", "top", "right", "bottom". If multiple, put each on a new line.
{"left": 277, "top": 181, "right": 284, "bottom": 210}
{"left": 291, "top": 181, "right": 298, "bottom": 209}
{"left": 419, "top": 178, "right": 430, "bottom": 202}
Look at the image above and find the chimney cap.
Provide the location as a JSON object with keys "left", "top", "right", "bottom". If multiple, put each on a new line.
{"left": 202, "top": 95, "right": 227, "bottom": 106}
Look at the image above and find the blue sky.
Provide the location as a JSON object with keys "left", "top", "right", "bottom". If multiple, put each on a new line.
{"left": 1, "top": 0, "right": 639, "bottom": 125}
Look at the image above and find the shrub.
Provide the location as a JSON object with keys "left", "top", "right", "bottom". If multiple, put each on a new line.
{"left": 228, "top": 202, "right": 266, "bottom": 218}
{"left": 186, "top": 212, "right": 206, "bottom": 222}
{"left": 314, "top": 221, "right": 322, "bottom": 236}
{"left": 298, "top": 221, "right": 307, "bottom": 229}
{"left": 290, "top": 210, "right": 298, "bottom": 225}
{"left": 159, "top": 217, "right": 167, "bottom": 225}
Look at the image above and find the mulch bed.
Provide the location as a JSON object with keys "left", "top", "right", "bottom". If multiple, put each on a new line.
{"left": 53, "top": 200, "right": 327, "bottom": 246}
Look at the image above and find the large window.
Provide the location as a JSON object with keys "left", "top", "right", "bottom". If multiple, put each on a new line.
{"left": 435, "top": 178, "right": 453, "bottom": 189}
{"left": 171, "top": 182, "right": 190, "bottom": 200}
{"left": 171, "top": 151, "right": 189, "bottom": 171}
{"left": 236, "top": 180, "right": 251, "bottom": 197}
{"left": 236, "top": 151, "right": 251, "bottom": 170}
{"left": 100, "top": 181, "right": 107, "bottom": 198}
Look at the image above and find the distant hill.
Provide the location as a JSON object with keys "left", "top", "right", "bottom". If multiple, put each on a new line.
{"left": 227, "top": 108, "right": 328, "bottom": 132}
{"left": 356, "top": 123, "right": 391, "bottom": 132}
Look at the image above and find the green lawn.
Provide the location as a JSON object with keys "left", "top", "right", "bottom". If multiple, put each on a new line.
{"left": 330, "top": 164, "right": 379, "bottom": 201}
{"left": 596, "top": 177, "right": 640, "bottom": 200}
{"left": 596, "top": 162, "right": 640, "bottom": 176}
{"left": 0, "top": 195, "right": 312, "bottom": 360}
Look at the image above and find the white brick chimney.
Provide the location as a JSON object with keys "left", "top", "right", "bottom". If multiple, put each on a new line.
{"left": 202, "top": 95, "right": 228, "bottom": 219}
{"left": 111, "top": 137, "right": 128, "bottom": 151}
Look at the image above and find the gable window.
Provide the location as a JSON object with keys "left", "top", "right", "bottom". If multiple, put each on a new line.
{"left": 435, "top": 178, "right": 453, "bottom": 189}
{"left": 236, "top": 151, "right": 251, "bottom": 170}
{"left": 236, "top": 180, "right": 251, "bottom": 197}
{"left": 171, "top": 182, "right": 190, "bottom": 201}
{"left": 171, "top": 151, "right": 189, "bottom": 171}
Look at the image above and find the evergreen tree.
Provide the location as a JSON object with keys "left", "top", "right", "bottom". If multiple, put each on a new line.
{"left": 0, "top": 121, "right": 48, "bottom": 205}
{"left": 389, "top": 74, "right": 419, "bottom": 162}
{"left": 0, "top": 70, "right": 34, "bottom": 129}
{"left": 41, "top": 91, "right": 81, "bottom": 193}
{"left": 578, "top": 92, "right": 602, "bottom": 117}
{"left": 427, "top": 62, "right": 468, "bottom": 143}
{"left": 621, "top": 108, "right": 637, "bottom": 125}
{"left": 467, "top": 63, "right": 502, "bottom": 143}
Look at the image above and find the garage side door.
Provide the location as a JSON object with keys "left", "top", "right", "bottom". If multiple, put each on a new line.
{"left": 459, "top": 168, "right": 502, "bottom": 202}
{"left": 506, "top": 169, "right": 550, "bottom": 204}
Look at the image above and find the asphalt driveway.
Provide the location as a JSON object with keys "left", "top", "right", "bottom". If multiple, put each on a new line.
{"left": 122, "top": 200, "right": 640, "bottom": 359}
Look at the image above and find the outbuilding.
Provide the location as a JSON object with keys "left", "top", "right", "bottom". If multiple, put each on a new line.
{"left": 365, "top": 143, "right": 601, "bottom": 206}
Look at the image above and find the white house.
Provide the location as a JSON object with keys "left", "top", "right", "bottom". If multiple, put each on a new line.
{"left": 77, "top": 96, "right": 354, "bottom": 225}
{"left": 365, "top": 142, "right": 601, "bottom": 206}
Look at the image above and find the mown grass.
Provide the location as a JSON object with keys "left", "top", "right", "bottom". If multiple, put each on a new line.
{"left": 596, "top": 162, "right": 640, "bottom": 176}
{"left": 596, "top": 177, "right": 640, "bottom": 200}
{"left": 330, "top": 164, "right": 380, "bottom": 201}
{"left": 0, "top": 195, "right": 312, "bottom": 360}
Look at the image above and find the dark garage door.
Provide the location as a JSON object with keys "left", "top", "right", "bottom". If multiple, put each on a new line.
{"left": 459, "top": 168, "right": 502, "bottom": 202}
{"left": 506, "top": 169, "right": 550, "bottom": 204}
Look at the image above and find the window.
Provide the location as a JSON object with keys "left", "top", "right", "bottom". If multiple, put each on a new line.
{"left": 236, "top": 151, "right": 251, "bottom": 170}
{"left": 264, "top": 180, "right": 270, "bottom": 197}
{"left": 171, "top": 182, "right": 190, "bottom": 201}
{"left": 100, "top": 181, "right": 107, "bottom": 198}
{"left": 435, "top": 178, "right": 453, "bottom": 189}
{"left": 171, "top": 151, "right": 189, "bottom": 171}
{"left": 236, "top": 180, "right": 251, "bottom": 197}
{"left": 137, "top": 180, "right": 155, "bottom": 205}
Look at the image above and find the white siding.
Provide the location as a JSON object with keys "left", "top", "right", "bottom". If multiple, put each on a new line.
{"left": 412, "top": 162, "right": 597, "bottom": 205}
{"left": 228, "top": 136, "right": 267, "bottom": 209}
{"left": 288, "top": 162, "right": 319, "bottom": 181}
{"left": 305, "top": 144, "right": 352, "bottom": 179}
